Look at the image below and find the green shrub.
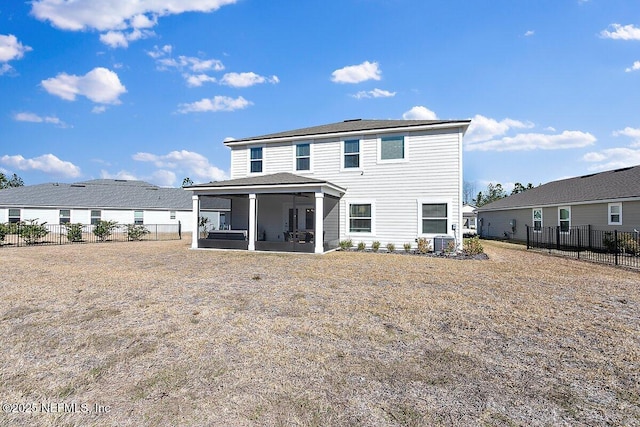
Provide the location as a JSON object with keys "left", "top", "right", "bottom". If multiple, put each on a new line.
{"left": 65, "top": 223, "right": 84, "bottom": 242}
{"left": 126, "top": 224, "right": 150, "bottom": 241}
{"left": 371, "top": 241, "right": 381, "bottom": 252}
{"left": 417, "top": 237, "right": 431, "bottom": 254}
{"left": 19, "top": 219, "right": 49, "bottom": 245}
{"left": 463, "top": 236, "right": 484, "bottom": 255}
{"left": 386, "top": 243, "right": 395, "bottom": 253}
{"left": 93, "top": 220, "right": 118, "bottom": 242}
{"left": 0, "top": 223, "right": 8, "bottom": 244}
{"left": 403, "top": 243, "right": 412, "bottom": 253}
{"left": 339, "top": 239, "right": 353, "bottom": 250}
{"left": 603, "top": 232, "right": 639, "bottom": 255}
{"left": 357, "top": 241, "right": 366, "bottom": 251}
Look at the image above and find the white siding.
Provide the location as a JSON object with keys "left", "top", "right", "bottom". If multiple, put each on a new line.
{"left": 0, "top": 209, "right": 6, "bottom": 223}
{"left": 230, "top": 127, "right": 464, "bottom": 248}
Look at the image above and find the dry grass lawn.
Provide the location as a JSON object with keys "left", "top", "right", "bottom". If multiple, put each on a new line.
{"left": 0, "top": 239, "right": 638, "bottom": 426}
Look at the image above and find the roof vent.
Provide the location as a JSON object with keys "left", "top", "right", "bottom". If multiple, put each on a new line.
{"left": 70, "top": 184, "right": 86, "bottom": 188}
{"left": 579, "top": 173, "right": 596, "bottom": 179}
{"left": 613, "top": 167, "right": 632, "bottom": 173}
{"left": 343, "top": 118, "right": 362, "bottom": 122}
{"left": 115, "top": 179, "right": 128, "bottom": 182}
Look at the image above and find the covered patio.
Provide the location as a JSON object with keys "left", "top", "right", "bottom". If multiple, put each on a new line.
{"left": 186, "top": 173, "right": 345, "bottom": 253}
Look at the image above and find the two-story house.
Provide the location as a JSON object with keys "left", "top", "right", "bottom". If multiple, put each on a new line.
{"left": 186, "top": 119, "right": 470, "bottom": 253}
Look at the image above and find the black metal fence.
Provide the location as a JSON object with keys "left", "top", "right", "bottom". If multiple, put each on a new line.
{"left": 526, "top": 225, "right": 640, "bottom": 270}
{"left": 0, "top": 222, "right": 182, "bottom": 248}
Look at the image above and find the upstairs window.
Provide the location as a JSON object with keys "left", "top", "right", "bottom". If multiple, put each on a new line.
{"left": 91, "top": 210, "right": 101, "bottom": 225}
{"left": 608, "top": 203, "right": 622, "bottom": 225}
{"left": 134, "top": 210, "right": 144, "bottom": 225}
{"left": 421, "top": 203, "right": 448, "bottom": 234}
{"left": 343, "top": 140, "right": 360, "bottom": 169}
{"left": 59, "top": 209, "right": 71, "bottom": 224}
{"left": 380, "top": 136, "right": 405, "bottom": 161}
{"left": 296, "top": 143, "right": 310, "bottom": 171}
{"left": 8, "top": 208, "right": 20, "bottom": 223}
{"left": 532, "top": 208, "right": 543, "bottom": 232}
{"left": 250, "top": 147, "right": 263, "bottom": 173}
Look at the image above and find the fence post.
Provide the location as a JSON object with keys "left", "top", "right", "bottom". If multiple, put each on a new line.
{"left": 577, "top": 226, "right": 581, "bottom": 259}
{"left": 588, "top": 224, "right": 592, "bottom": 251}
{"left": 526, "top": 225, "right": 530, "bottom": 249}
{"left": 615, "top": 230, "right": 619, "bottom": 266}
{"left": 178, "top": 221, "right": 182, "bottom": 239}
{"left": 556, "top": 226, "right": 560, "bottom": 251}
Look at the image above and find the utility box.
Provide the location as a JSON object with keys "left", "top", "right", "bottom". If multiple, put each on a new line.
{"left": 433, "top": 235, "right": 455, "bottom": 253}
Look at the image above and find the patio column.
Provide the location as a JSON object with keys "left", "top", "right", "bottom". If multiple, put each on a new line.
{"left": 248, "top": 193, "right": 257, "bottom": 251}
{"left": 191, "top": 195, "right": 200, "bottom": 249}
{"left": 314, "top": 192, "right": 324, "bottom": 253}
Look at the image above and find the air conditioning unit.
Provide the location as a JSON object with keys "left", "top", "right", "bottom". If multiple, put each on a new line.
{"left": 433, "top": 235, "right": 455, "bottom": 253}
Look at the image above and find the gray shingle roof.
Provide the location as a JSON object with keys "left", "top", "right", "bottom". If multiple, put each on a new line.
{"left": 478, "top": 165, "right": 640, "bottom": 211}
{"left": 225, "top": 119, "right": 470, "bottom": 143}
{"left": 0, "top": 179, "right": 229, "bottom": 210}
{"left": 187, "top": 172, "right": 332, "bottom": 188}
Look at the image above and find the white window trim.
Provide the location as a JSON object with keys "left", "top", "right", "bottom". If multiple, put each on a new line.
{"left": 134, "top": 210, "right": 144, "bottom": 225}
{"left": 532, "top": 208, "right": 543, "bottom": 233}
{"left": 558, "top": 206, "right": 571, "bottom": 233}
{"left": 8, "top": 208, "right": 21, "bottom": 223}
{"left": 293, "top": 141, "right": 313, "bottom": 173}
{"left": 345, "top": 199, "right": 376, "bottom": 236}
{"left": 608, "top": 202, "right": 622, "bottom": 226}
{"left": 248, "top": 144, "right": 265, "bottom": 175}
{"left": 377, "top": 134, "right": 408, "bottom": 164}
{"left": 340, "top": 138, "right": 363, "bottom": 172}
{"left": 417, "top": 199, "right": 452, "bottom": 237}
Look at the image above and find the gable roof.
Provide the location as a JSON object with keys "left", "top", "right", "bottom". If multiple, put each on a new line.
{"left": 478, "top": 165, "right": 640, "bottom": 211}
{"left": 224, "top": 119, "right": 471, "bottom": 145}
{"left": 0, "top": 179, "right": 229, "bottom": 210}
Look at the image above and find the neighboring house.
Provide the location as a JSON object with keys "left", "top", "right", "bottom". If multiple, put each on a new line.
{"left": 476, "top": 165, "right": 640, "bottom": 241}
{"left": 0, "top": 179, "right": 230, "bottom": 233}
{"left": 462, "top": 204, "right": 477, "bottom": 236}
{"left": 186, "top": 118, "right": 470, "bottom": 253}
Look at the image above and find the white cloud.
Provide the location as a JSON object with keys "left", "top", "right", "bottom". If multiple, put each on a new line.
{"left": 0, "top": 34, "right": 32, "bottom": 62}
{"left": 0, "top": 154, "right": 81, "bottom": 177}
{"left": 157, "top": 55, "right": 224, "bottom": 73}
{"left": 625, "top": 61, "right": 640, "bottom": 72}
{"left": 524, "top": 30, "right": 535, "bottom": 37}
{"left": 331, "top": 61, "right": 381, "bottom": 84}
{"left": 41, "top": 67, "right": 126, "bottom": 104}
{"left": 352, "top": 88, "right": 396, "bottom": 99}
{"left": 465, "top": 114, "right": 534, "bottom": 143}
{"left": 465, "top": 130, "right": 596, "bottom": 152}
{"left": 13, "top": 112, "right": 69, "bottom": 128}
{"left": 92, "top": 105, "right": 108, "bottom": 114}
{"left": 147, "top": 44, "right": 172, "bottom": 59}
{"left": 219, "top": 72, "right": 279, "bottom": 88}
{"left": 583, "top": 148, "right": 640, "bottom": 171}
{"left": 185, "top": 73, "right": 217, "bottom": 87}
{"left": 99, "top": 29, "right": 154, "bottom": 48}
{"left": 600, "top": 24, "right": 640, "bottom": 40}
{"left": 31, "top": 0, "right": 237, "bottom": 46}
{"left": 402, "top": 106, "right": 438, "bottom": 120}
{"left": 177, "top": 96, "right": 252, "bottom": 113}
{"left": 613, "top": 126, "right": 640, "bottom": 146}
{"left": 100, "top": 169, "right": 138, "bottom": 180}
{"left": 132, "top": 150, "right": 227, "bottom": 182}
{"left": 150, "top": 169, "right": 177, "bottom": 187}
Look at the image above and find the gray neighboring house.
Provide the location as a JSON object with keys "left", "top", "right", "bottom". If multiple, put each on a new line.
{"left": 0, "top": 179, "right": 230, "bottom": 233}
{"left": 476, "top": 165, "right": 640, "bottom": 241}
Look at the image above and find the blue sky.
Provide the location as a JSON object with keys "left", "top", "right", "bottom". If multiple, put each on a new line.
{"left": 1, "top": 0, "right": 640, "bottom": 196}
